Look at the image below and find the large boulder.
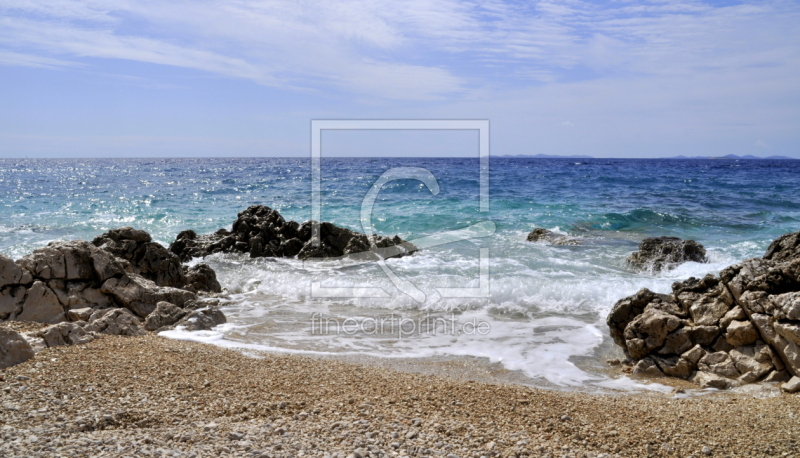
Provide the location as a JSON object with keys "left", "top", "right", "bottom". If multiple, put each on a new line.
{"left": 0, "top": 326, "right": 35, "bottom": 368}
{"left": 170, "top": 205, "right": 416, "bottom": 262}
{"left": 93, "top": 227, "right": 187, "bottom": 288}
{"left": 627, "top": 236, "right": 707, "bottom": 273}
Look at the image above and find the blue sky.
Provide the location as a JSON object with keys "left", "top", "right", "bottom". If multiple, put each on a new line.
{"left": 1, "top": 0, "right": 799, "bottom": 158}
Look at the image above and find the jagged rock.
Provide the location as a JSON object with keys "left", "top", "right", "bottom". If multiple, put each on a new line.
{"left": 38, "top": 322, "right": 94, "bottom": 347}
{"left": 782, "top": 376, "right": 800, "bottom": 393}
{"left": 93, "top": 227, "right": 186, "bottom": 288}
{"left": 169, "top": 205, "right": 416, "bottom": 262}
{"left": 698, "top": 351, "right": 740, "bottom": 378}
{"left": 720, "top": 306, "right": 746, "bottom": 329}
{"left": 623, "top": 309, "right": 681, "bottom": 359}
{"left": 608, "top": 229, "right": 800, "bottom": 389}
{"left": 607, "top": 288, "right": 672, "bottom": 349}
{"left": 0, "top": 254, "right": 31, "bottom": 287}
{"left": 184, "top": 264, "right": 222, "bottom": 293}
{"left": 653, "top": 355, "right": 692, "bottom": 378}
{"left": 764, "top": 231, "right": 800, "bottom": 263}
{"left": 173, "top": 307, "right": 226, "bottom": 331}
{"left": 730, "top": 344, "right": 775, "bottom": 383}
{"left": 65, "top": 282, "right": 115, "bottom": 310}
{"left": 682, "top": 344, "right": 707, "bottom": 365}
{"left": 0, "top": 326, "right": 35, "bottom": 369}
{"left": 627, "top": 236, "right": 707, "bottom": 273}
{"left": 100, "top": 273, "right": 196, "bottom": 318}
{"left": 83, "top": 308, "right": 147, "bottom": 336}
{"left": 144, "top": 301, "right": 188, "bottom": 331}
{"left": 725, "top": 320, "right": 759, "bottom": 347}
{"left": 525, "top": 228, "right": 580, "bottom": 246}
{"left": 16, "top": 281, "right": 65, "bottom": 324}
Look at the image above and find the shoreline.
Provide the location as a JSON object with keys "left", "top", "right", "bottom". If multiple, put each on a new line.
{"left": 3, "top": 332, "right": 799, "bottom": 457}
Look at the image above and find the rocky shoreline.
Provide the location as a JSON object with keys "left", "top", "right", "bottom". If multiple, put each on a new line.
{"left": 1, "top": 205, "right": 416, "bottom": 370}
{"left": 607, "top": 230, "right": 800, "bottom": 392}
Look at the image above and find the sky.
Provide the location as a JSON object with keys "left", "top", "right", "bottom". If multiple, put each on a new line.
{"left": 1, "top": 0, "right": 799, "bottom": 158}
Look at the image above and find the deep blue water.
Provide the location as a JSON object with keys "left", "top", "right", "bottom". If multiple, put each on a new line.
{"left": 2, "top": 157, "right": 799, "bottom": 389}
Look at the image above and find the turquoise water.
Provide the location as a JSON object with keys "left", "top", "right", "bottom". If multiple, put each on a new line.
{"left": 2, "top": 157, "right": 799, "bottom": 389}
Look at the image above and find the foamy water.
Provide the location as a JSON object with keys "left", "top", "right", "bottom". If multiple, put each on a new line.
{"left": 2, "top": 157, "right": 799, "bottom": 391}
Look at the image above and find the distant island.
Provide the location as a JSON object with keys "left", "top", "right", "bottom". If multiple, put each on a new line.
{"left": 495, "top": 154, "right": 797, "bottom": 160}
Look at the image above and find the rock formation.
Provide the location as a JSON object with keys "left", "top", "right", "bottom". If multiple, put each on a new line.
{"left": 1, "top": 228, "right": 225, "bottom": 368}
{"left": 525, "top": 228, "right": 581, "bottom": 246}
{"left": 608, "top": 230, "right": 800, "bottom": 391}
{"left": 169, "top": 205, "right": 417, "bottom": 261}
{"left": 626, "top": 236, "right": 707, "bottom": 273}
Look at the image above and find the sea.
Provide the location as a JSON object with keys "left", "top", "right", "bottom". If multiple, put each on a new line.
{"left": 2, "top": 157, "right": 799, "bottom": 391}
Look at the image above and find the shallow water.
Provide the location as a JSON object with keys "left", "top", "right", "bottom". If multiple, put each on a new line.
{"left": 2, "top": 157, "right": 799, "bottom": 390}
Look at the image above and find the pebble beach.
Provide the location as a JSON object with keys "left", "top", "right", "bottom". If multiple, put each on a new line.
{"left": 2, "top": 332, "right": 799, "bottom": 458}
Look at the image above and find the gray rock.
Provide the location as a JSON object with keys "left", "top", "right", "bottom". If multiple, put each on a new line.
{"left": 725, "top": 320, "right": 759, "bottom": 347}
{"left": 659, "top": 328, "right": 693, "bottom": 355}
{"left": 774, "top": 321, "right": 800, "bottom": 346}
{"left": 691, "top": 371, "right": 733, "bottom": 390}
{"left": 525, "top": 228, "right": 580, "bottom": 246}
{"left": 144, "top": 302, "right": 188, "bottom": 331}
{"left": 170, "top": 205, "right": 416, "bottom": 262}
{"left": 763, "top": 230, "right": 800, "bottom": 263}
{"left": 0, "top": 286, "right": 26, "bottom": 320}
{"left": 781, "top": 376, "right": 800, "bottom": 393}
{"left": 93, "top": 228, "right": 187, "bottom": 288}
{"left": 0, "top": 327, "right": 35, "bottom": 369}
{"left": 653, "top": 355, "right": 692, "bottom": 378}
{"left": 38, "top": 322, "right": 94, "bottom": 347}
{"left": 16, "top": 281, "right": 65, "bottom": 324}
{"left": 749, "top": 313, "right": 800, "bottom": 377}
{"left": 183, "top": 264, "right": 222, "bottom": 293}
{"left": 763, "top": 370, "right": 791, "bottom": 383}
{"left": 720, "top": 306, "right": 746, "bottom": 329}
{"left": 83, "top": 308, "right": 147, "bottom": 336}
{"left": 624, "top": 308, "right": 681, "bottom": 359}
{"left": 66, "top": 307, "right": 93, "bottom": 322}
{"left": 173, "top": 307, "right": 226, "bottom": 331}
{"left": 607, "top": 288, "right": 671, "bottom": 350}
{"left": 100, "top": 273, "right": 196, "bottom": 318}
{"left": 729, "top": 345, "right": 774, "bottom": 383}
{"left": 0, "top": 255, "right": 29, "bottom": 287}
{"left": 771, "top": 292, "right": 800, "bottom": 321}
{"left": 627, "top": 236, "right": 707, "bottom": 273}
{"left": 698, "top": 351, "right": 740, "bottom": 378}
{"left": 17, "top": 247, "right": 67, "bottom": 280}
{"left": 632, "top": 357, "right": 663, "bottom": 377}
{"left": 681, "top": 344, "right": 707, "bottom": 365}
{"left": 687, "top": 325, "right": 721, "bottom": 347}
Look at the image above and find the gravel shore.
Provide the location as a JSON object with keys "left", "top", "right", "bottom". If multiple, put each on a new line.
{"left": 1, "top": 334, "right": 798, "bottom": 458}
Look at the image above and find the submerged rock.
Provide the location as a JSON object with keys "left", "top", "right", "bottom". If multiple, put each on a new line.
{"left": 525, "top": 228, "right": 581, "bottom": 246}
{"left": 169, "top": 205, "right": 417, "bottom": 262}
{"left": 627, "top": 236, "right": 707, "bottom": 273}
{"left": 608, "top": 229, "right": 800, "bottom": 389}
